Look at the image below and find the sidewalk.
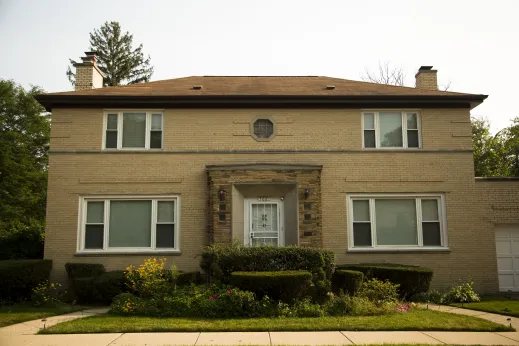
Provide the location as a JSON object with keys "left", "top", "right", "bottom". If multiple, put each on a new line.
{"left": 1, "top": 305, "right": 519, "bottom": 345}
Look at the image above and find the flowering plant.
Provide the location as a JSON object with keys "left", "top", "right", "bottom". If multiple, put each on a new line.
{"left": 125, "top": 257, "right": 173, "bottom": 297}
{"left": 31, "top": 281, "right": 64, "bottom": 306}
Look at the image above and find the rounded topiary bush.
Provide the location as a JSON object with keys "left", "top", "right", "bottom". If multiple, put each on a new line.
{"left": 332, "top": 269, "right": 364, "bottom": 295}
{"left": 230, "top": 270, "right": 312, "bottom": 302}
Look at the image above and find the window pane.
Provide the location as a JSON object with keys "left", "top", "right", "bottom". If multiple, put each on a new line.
{"left": 150, "top": 131, "right": 162, "bottom": 149}
{"left": 353, "top": 200, "right": 370, "bottom": 221}
{"left": 422, "top": 199, "right": 439, "bottom": 221}
{"left": 87, "top": 202, "right": 104, "bottom": 223}
{"left": 107, "top": 114, "right": 118, "bottom": 130}
{"left": 364, "top": 113, "right": 374, "bottom": 129}
{"left": 109, "top": 200, "right": 151, "bottom": 247}
{"left": 157, "top": 201, "right": 175, "bottom": 223}
{"left": 423, "top": 222, "right": 441, "bottom": 246}
{"left": 375, "top": 199, "right": 417, "bottom": 245}
{"left": 353, "top": 223, "right": 372, "bottom": 246}
{"left": 122, "top": 113, "right": 146, "bottom": 148}
{"left": 106, "top": 131, "right": 117, "bottom": 148}
{"left": 364, "top": 130, "right": 375, "bottom": 148}
{"left": 407, "top": 113, "right": 418, "bottom": 129}
{"left": 156, "top": 224, "right": 175, "bottom": 248}
{"left": 379, "top": 112, "right": 403, "bottom": 147}
{"left": 85, "top": 225, "right": 104, "bottom": 249}
{"left": 407, "top": 130, "right": 419, "bottom": 148}
{"left": 151, "top": 114, "right": 162, "bottom": 130}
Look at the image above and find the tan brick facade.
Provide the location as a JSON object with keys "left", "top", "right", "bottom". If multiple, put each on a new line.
{"left": 44, "top": 107, "right": 508, "bottom": 293}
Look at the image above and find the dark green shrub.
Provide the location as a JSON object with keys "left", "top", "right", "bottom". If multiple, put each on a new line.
{"left": 200, "top": 244, "right": 335, "bottom": 297}
{"left": 0, "top": 259, "right": 52, "bottom": 302}
{"left": 93, "top": 271, "right": 127, "bottom": 304}
{"left": 230, "top": 271, "right": 312, "bottom": 302}
{"left": 0, "top": 221, "right": 44, "bottom": 260}
{"left": 72, "top": 277, "right": 96, "bottom": 304}
{"left": 176, "top": 271, "right": 204, "bottom": 286}
{"left": 65, "top": 263, "right": 105, "bottom": 279}
{"left": 337, "top": 264, "right": 433, "bottom": 299}
{"left": 325, "top": 293, "right": 391, "bottom": 316}
{"left": 332, "top": 270, "right": 364, "bottom": 295}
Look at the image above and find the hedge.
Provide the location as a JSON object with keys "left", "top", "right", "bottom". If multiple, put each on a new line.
{"left": 0, "top": 259, "right": 52, "bottom": 302}
{"left": 200, "top": 244, "right": 335, "bottom": 296}
{"left": 176, "top": 271, "right": 204, "bottom": 286}
{"left": 331, "top": 269, "right": 364, "bottom": 295}
{"left": 230, "top": 271, "right": 312, "bottom": 302}
{"left": 337, "top": 264, "right": 433, "bottom": 299}
{"left": 65, "top": 263, "right": 105, "bottom": 279}
{"left": 73, "top": 270, "right": 127, "bottom": 304}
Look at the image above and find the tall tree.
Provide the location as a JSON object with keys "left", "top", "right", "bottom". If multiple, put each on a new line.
{"left": 0, "top": 80, "right": 50, "bottom": 259}
{"left": 66, "top": 21, "right": 154, "bottom": 87}
{"left": 471, "top": 116, "right": 510, "bottom": 177}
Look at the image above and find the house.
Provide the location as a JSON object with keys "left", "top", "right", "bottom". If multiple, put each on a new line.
{"left": 35, "top": 52, "right": 519, "bottom": 293}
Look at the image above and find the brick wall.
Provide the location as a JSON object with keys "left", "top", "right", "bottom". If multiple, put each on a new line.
{"left": 44, "top": 106, "right": 503, "bottom": 293}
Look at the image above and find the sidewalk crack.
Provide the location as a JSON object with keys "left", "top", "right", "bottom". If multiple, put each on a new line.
{"left": 421, "top": 331, "right": 446, "bottom": 344}
{"left": 106, "top": 332, "right": 125, "bottom": 346}
{"left": 194, "top": 332, "right": 201, "bottom": 345}
{"left": 495, "top": 332, "right": 519, "bottom": 343}
{"left": 340, "top": 331, "right": 355, "bottom": 344}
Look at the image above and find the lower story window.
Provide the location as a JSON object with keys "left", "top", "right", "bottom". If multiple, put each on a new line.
{"left": 80, "top": 196, "right": 179, "bottom": 252}
{"left": 348, "top": 194, "right": 446, "bottom": 250}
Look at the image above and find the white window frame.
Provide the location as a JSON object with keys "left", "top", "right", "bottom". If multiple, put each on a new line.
{"left": 103, "top": 111, "right": 164, "bottom": 150}
{"left": 361, "top": 111, "right": 421, "bottom": 149}
{"left": 77, "top": 195, "right": 180, "bottom": 254}
{"left": 347, "top": 193, "right": 448, "bottom": 252}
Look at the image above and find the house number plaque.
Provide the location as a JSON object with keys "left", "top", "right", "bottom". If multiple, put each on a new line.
{"left": 257, "top": 196, "right": 271, "bottom": 201}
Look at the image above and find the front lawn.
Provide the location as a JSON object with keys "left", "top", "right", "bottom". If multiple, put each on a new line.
{"left": 451, "top": 295, "right": 519, "bottom": 317}
{"left": 0, "top": 304, "right": 85, "bottom": 328}
{"left": 40, "top": 309, "right": 512, "bottom": 334}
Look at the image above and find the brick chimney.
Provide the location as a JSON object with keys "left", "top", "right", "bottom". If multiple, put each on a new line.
{"left": 415, "top": 66, "right": 438, "bottom": 90}
{"left": 74, "top": 52, "right": 105, "bottom": 90}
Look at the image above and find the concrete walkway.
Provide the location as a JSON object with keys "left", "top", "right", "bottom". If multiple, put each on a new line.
{"left": 2, "top": 305, "right": 519, "bottom": 345}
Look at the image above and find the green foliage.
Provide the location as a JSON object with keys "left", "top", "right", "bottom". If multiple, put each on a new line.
{"left": 0, "top": 80, "right": 49, "bottom": 260}
{"left": 446, "top": 280, "right": 480, "bottom": 304}
{"left": 332, "top": 270, "right": 364, "bottom": 295}
{"left": 0, "top": 260, "right": 52, "bottom": 302}
{"left": 176, "top": 271, "right": 204, "bottom": 286}
{"left": 93, "top": 271, "right": 127, "bottom": 304}
{"left": 125, "top": 258, "right": 173, "bottom": 298}
{"left": 358, "top": 278, "right": 400, "bottom": 306}
{"left": 338, "top": 264, "right": 433, "bottom": 299}
{"left": 325, "top": 293, "right": 392, "bottom": 316}
{"left": 200, "top": 243, "right": 335, "bottom": 298}
{"left": 412, "top": 289, "right": 448, "bottom": 304}
{"left": 71, "top": 277, "right": 95, "bottom": 304}
{"left": 230, "top": 271, "right": 312, "bottom": 303}
{"left": 67, "top": 21, "right": 154, "bottom": 87}
{"left": 65, "top": 263, "right": 106, "bottom": 279}
{"left": 31, "top": 281, "right": 64, "bottom": 306}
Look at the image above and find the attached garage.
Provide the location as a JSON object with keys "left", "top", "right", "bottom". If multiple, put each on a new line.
{"left": 495, "top": 224, "right": 519, "bottom": 291}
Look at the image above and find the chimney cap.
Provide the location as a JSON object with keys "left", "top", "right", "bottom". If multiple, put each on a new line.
{"left": 418, "top": 66, "right": 437, "bottom": 72}
{"left": 84, "top": 51, "right": 98, "bottom": 56}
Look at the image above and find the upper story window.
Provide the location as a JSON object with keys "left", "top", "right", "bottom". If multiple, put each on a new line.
{"left": 104, "top": 112, "right": 163, "bottom": 149}
{"left": 79, "top": 196, "right": 179, "bottom": 253}
{"left": 362, "top": 111, "right": 420, "bottom": 149}
{"left": 348, "top": 194, "right": 447, "bottom": 251}
{"left": 251, "top": 118, "right": 275, "bottom": 141}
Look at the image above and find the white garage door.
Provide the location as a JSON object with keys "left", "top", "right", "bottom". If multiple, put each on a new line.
{"left": 496, "top": 225, "right": 519, "bottom": 291}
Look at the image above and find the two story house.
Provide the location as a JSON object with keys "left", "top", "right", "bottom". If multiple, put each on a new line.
{"left": 36, "top": 52, "right": 519, "bottom": 293}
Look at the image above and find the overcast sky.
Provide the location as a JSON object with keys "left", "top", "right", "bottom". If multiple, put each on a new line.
{"left": 0, "top": 0, "right": 517, "bottom": 132}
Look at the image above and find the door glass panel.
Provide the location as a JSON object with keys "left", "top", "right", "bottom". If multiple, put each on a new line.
{"left": 250, "top": 203, "right": 279, "bottom": 247}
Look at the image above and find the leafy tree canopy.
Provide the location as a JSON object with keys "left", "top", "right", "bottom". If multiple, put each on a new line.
{"left": 67, "top": 21, "right": 154, "bottom": 87}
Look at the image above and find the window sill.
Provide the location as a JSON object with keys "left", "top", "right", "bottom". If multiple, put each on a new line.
{"left": 362, "top": 148, "right": 422, "bottom": 151}
{"left": 74, "top": 250, "right": 181, "bottom": 257}
{"left": 102, "top": 149, "right": 164, "bottom": 152}
{"left": 346, "top": 247, "right": 450, "bottom": 254}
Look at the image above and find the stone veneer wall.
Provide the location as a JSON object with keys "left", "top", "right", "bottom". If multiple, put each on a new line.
{"left": 207, "top": 165, "right": 322, "bottom": 247}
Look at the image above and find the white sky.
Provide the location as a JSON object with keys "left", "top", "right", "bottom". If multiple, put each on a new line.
{"left": 1, "top": 0, "right": 517, "bottom": 132}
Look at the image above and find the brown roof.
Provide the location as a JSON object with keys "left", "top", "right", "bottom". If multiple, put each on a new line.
{"left": 45, "top": 76, "right": 477, "bottom": 97}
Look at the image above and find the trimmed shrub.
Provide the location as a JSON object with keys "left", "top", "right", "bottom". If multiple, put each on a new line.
{"left": 65, "top": 263, "right": 105, "bottom": 279}
{"left": 176, "top": 271, "right": 203, "bottom": 286}
{"left": 93, "top": 271, "right": 127, "bottom": 304}
{"left": 337, "top": 264, "right": 433, "bottom": 299}
{"left": 445, "top": 280, "right": 480, "bottom": 304}
{"left": 230, "top": 271, "right": 312, "bottom": 302}
{"left": 0, "top": 259, "right": 52, "bottom": 302}
{"left": 200, "top": 244, "right": 335, "bottom": 296}
{"left": 358, "top": 278, "right": 399, "bottom": 306}
{"left": 72, "top": 277, "right": 96, "bottom": 304}
{"left": 332, "top": 270, "right": 364, "bottom": 295}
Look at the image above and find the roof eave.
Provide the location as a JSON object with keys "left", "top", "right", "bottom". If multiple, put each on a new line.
{"left": 34, "top": 94, "right": 489, "bottom": 112}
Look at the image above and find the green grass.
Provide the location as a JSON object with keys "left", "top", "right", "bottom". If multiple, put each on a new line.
{"left": 451, "top": 295, "right": 519, "bottom": 317}
{"left": 0, "top": 304, "right": 85, "bottom": 328}
{"left": 40, "top": 309, "right": 512, "bottom": 334}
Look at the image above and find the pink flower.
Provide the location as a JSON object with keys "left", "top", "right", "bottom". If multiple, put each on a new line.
{"left": 209, "top": 296, "right": 215, "bottom": 300}
{"left": 215, "top": 293, "right": 219, "bottom": 297}
{"left": 227, "top": 290, "right": 231, "bottom": 294}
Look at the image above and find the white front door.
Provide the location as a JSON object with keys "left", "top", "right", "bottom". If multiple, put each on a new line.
{"left": 496, "top": 225, "right": 519, "bottom": 291}
{"left": 244, "top": 198, "right": 284, "bottom": 247}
